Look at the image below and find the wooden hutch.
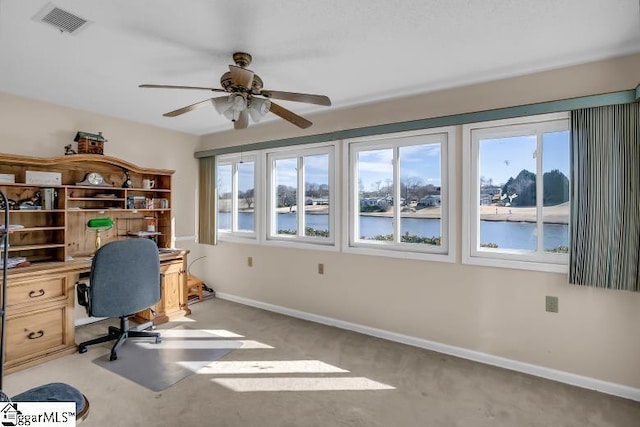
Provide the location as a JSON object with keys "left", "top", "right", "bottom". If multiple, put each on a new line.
{"left": 0, "top": 153, "right": 190, "bottom": 373}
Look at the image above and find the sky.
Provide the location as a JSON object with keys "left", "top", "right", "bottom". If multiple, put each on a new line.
{"left": 274, "top": 154, "right": 329, "bottom": 188}
{"left": 357, "top": 143, "right": 441, "bottom": 190}
{"left": 218, "top": 129, "right": 570, "bottom": 193}
{"left": 479, "top": 131, "right": 570, "bottom": 186}
{"left": 217, "top": 162, "right": 255, "bottom": 194}
{"left": 218, "top": 154, "right": 329, "bottom": 194}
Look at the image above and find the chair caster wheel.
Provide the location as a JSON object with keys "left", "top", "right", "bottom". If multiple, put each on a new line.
{"left": 155, "top": 336, "right": 162, "bottom": 344}
{"left": 78, "top": 346, "right": 87, "bottom": 354}
{"left": 109, "top": 353, "right": 118, "bottom": 361}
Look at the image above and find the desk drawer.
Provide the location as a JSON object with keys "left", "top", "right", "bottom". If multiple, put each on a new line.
{"left": 7, "top": 275, "right": 67, "bottom": 308}
{"left": 6, "top": 306, "right": 66, "bottom": 362}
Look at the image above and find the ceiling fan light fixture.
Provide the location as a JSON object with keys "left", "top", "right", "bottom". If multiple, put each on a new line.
{"left": 229, "top": 93, "right": 247, "bottom": 112}
{"left": 213, "top": 94, "right": 248, "bottom": 122}
{"left": 248, "top": 98, "right": 271, "bottom": 122}
{"left": 211, "top": 97, "right": 230, "bottom": 115}
{"left": 222, "top": 109, "right": 235, "bottom": 121}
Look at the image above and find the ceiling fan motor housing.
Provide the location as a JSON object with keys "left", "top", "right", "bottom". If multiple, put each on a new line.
{"left": 232, "top": 52, "right": 252, "bottom": 68}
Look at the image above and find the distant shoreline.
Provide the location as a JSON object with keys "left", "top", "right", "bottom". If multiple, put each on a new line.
{"left": 230, "top": 202, "right": 570, "bottom": 225}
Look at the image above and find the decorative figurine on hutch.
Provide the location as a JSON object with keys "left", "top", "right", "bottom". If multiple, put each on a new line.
{"left": 64, "top": 144, "right": 76, "bottom": 155}
{"left": 74, "top": 131, "right": 107, "bottom": 155}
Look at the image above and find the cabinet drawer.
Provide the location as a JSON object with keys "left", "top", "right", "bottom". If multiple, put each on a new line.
{"left": 6, "top": 306, "right": 66, "bottom": 362}
{"left": 7, "top": 276, "right": 67, "bottom": 308}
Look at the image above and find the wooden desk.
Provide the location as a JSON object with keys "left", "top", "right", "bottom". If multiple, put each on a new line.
{"left": 2, "top": 250, "right": 190, "bottom": 374}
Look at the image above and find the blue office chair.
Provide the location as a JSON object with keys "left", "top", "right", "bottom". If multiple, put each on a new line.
{"left": 77, "top": 239, "right": 162, "bottom": 361}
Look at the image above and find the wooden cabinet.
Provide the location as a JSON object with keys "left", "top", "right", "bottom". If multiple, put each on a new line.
{"left": 0, "top": 153, "right": 190, "bottom": 373}
{"left": 133, "top": 258, "right": 189, "bottom": 325}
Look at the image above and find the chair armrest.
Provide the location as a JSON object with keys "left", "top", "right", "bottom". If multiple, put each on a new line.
{"left": 76, "top": 282, "right": 90, "bottom": 310}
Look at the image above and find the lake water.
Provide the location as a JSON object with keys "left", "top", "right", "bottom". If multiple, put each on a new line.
{"left": 219, "top": 212, "right": 568, "bottom": 251}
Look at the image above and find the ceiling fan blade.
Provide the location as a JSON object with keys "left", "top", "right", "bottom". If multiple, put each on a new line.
{"left": 139, "top": 84, "right": 226, "bottom": 92}
{"left": 260, "top": 90, "right": 331, "bottom": 106}
{"left": 269, "top": 102, "right": 312, "bottom": 129}
{"left": 163, "top": 98, "right": 214, "bottom": 117}
{"left": 229, "top": 65, "right": 254, "bottom": 88}
{"left": 234, "top": 110, "right": 249, "bottom": 130}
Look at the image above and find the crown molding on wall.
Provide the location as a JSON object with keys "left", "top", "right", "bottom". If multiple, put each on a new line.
{"left": 195, "top": 88, "right": 637, "bottom": 158}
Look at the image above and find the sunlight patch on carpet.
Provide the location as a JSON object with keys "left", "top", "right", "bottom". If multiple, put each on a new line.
{"left": 179, "top": 359, "right": 349, "bottom": 375}
{"left": 212, "top": 377, "right": 395, "bottom": 392}
{"left": 135, "top": 339, "right": 272, "bottom": 350}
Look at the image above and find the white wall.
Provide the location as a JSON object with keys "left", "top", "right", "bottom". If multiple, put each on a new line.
{"left": 0, "top": 92, "right": 199, "bottom": 239}
{"left": 193, "top": 53, "right": 640, "bottom": 392}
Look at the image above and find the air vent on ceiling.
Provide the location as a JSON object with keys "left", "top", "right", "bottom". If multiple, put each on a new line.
{"left": 32, "top": 3, "right": 90, "bottom": 34}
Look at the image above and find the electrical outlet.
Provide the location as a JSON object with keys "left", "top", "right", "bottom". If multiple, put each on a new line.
{"left": 545, "top": 296, "right": 559, "bottom": 313}
{"left": 247, "top": 257, "right": 253, "bottom": 267}
{"left": 318, "top": 263, "right": 324, "bottom": 275}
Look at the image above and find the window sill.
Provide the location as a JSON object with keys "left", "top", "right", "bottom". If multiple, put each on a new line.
{"left": 344, "top": 244, "right": 455, "bottom": 263}
{"left": 217, "top": 233, "right": 260, "bottom": 245}
{"left": 263, "top": 237, "right": 339, "bottom": 252}
{"left": 462, "top": 253, "right": 568, "bottom": 273}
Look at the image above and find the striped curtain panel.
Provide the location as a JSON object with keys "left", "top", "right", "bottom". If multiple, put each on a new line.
{"left": 569, "top": 103, "right": 640, "bottom": 291}
{"left": 198, "top": 156, "right": 217, "bottom": 245}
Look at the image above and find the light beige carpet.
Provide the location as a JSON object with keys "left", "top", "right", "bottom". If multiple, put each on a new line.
{"left": 4, "top": 298, "right": 639, "bottom": 427}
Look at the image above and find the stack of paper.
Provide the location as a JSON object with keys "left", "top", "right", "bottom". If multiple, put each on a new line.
{"left": 0, "top": 256, "right": 27, "bottom": 268}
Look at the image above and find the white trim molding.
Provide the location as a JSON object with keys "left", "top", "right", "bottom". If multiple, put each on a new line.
{"left": 216, "top": 292, "right": 640, "bottom": 402}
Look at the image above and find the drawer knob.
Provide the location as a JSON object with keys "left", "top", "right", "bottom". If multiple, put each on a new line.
{"left": 29, "top": 289, "right": 45, "bottom": 298}
{"left": 28, "top": 330, "right": 44, "bottom": 339}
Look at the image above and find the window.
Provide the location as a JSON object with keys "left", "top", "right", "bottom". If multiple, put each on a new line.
{"left": 346, "top": 128, "right": 455, "bottom": 260}
{"left": 463, "top": 113, "right": 570, "bottom": 272}
{"left": 216, "top": 153, "right": 258, "bottom": 240}
{"left": 266, "top": 145, "right": 336, "bottom": 246}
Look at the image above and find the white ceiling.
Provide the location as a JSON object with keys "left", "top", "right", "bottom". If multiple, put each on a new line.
{"left": 1, "top": 0, "right": 639, "bottom": 136}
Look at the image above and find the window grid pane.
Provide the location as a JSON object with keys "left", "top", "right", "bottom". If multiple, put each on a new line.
{"left": 399, "top": 144, "right": 442, "bottom": 246}
{"left": 478, "top": 135, "right": 537, "bottom": 251}
{"left": 274, "top": 157, "right": 298, "bottom": 235}
{"left": 217, "top": 164, "right": 232, "bottom": 231}
{"left": 357, "top": 149, "right": 394, "bottom": 242}
{"left": 237, "top": 161, "right": 255, "bottom": 232}
{"left": 541, "top": 130, "right": 570, "bottom": 253}
{"left": 303, "top": 154, "right": 330, "bottom": 238}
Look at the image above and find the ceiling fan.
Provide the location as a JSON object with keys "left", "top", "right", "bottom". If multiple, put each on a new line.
{"left": 139, "top": 52, "right": 331, "bottom": 130}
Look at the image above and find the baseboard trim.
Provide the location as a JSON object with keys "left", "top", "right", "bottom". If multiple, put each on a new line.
{"left": 216, "top": 292, "right": 640, "bottom": 402}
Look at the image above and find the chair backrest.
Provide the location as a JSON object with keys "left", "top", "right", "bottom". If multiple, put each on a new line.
{"left": 88, "top": 239, "right": 161, "bottom": 317}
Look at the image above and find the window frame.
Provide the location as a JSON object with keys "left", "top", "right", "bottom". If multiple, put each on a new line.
{"left": 343, "top": 127, "right": 456, "bottom": 262}
{"left": 215, "top": 152, "right": 260, "bottom": 243}
{"left": 462, "top": 112, "right": 570, "bottom": 273}
{"left": 265, "top": 143, "right": 338, "bottom": 249}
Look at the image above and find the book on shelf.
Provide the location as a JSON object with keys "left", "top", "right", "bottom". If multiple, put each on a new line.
{"left": 127, "top": 195, "right": 147, "bottom": 209}
{"left": 41, "top": 187, "right": 58, "bottom": 210}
